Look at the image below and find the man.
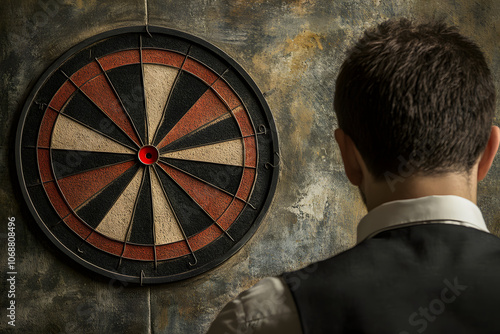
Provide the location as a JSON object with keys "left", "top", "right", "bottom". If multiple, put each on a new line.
{"left": 208, "top": 18, "right": 500, "bottom": 334}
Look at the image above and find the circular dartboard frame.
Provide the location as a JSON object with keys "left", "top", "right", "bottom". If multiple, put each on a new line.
{"left": 15, "top": 26, "right": 279, "bottom": 284}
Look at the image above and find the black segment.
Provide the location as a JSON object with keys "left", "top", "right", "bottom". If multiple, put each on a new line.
{"left": 154, "top": 165, "right": 213, "bottom": 237}
{"left": 189, "top": 45, "right": 228, "bottom": 75}
{"left": 76, "top": 164, "right": 141, "bottom": 229}
{"left": 128, "top": 168, "right": 154, "bottom": 244}
{"left": 29, "top": 183, "right": 65, "bottom": 226}
{"left": 51, "top": 149, "right": 134, "bottom": 179}
{"left": 39, "top": 71, "right": 69, "bottom": 107}
{"left": 21, "top": 148, "right": 39, "bottom": 187}
{"left": 155, "top": 235, "right": 232, "bottom": 276}
{"left": 62, "top": 91, "right": 138, "bottom": 149}
{"left": 161, "top": 115, "right": 241, "bottom": 153}
{"left": 106, "top": 64, "right": 147, "bottom": 143}
{"left": 22, "top": 105, "right": 47, "bottom": 147}
{"left": 117, "top": 258, "right": 155, "bottom": 274}
{"left": 161, "top": 158, "right": 243, "bottom": 195}
{"left": 51, "top": 222, "right": 121, "bottom": 272}
{"left": 21, "top": 71, "right": 68, "bottom": 146}
{"left": 223, "top": 68, "right": 277, "bottom": 168}
{"left": 223, "top": 68, "right": 261, "bottom": 122}
{"left": 152, "top": 71, "right": 209, "bottom": 146}
{"left": 142, "top": 33, "right": 190, "bottom": 54}
{"left": 61, "top": 34, "right": 140, "bottom": 76}
{"left": 226, "top": 205, "right": 257, "bottom": 244}
{"left": 146, "top": 255, "right": 192, "bottom": 276}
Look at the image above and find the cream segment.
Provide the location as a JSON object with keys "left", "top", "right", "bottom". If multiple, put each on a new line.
{"left": 143, "top": 64, "right": 178, "bottom": 144}
{"left": 95, "top": 167, "right": 143, "bottom": 242}
{"left": 161, "top": 139, "right": 244, "bottom": 166}
{"left": 51, "top": 115, "right": 134, "bottom": 154}
{"left": 150, "top": 170, "right": 184, "bottom": 244}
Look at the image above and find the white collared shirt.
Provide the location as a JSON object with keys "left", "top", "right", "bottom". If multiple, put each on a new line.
{"left": 357, "top": 195, "right": 489, "bottom": 243}
{"left": 207, "top": 195, "right": 490, "bottom": 334}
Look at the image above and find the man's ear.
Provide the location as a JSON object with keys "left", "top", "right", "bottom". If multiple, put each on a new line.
{"left": 334, "top": 128, "right": 364, "bottom": 186}
{"left": 477, "top": 126, "right": 500, "bottom": 181}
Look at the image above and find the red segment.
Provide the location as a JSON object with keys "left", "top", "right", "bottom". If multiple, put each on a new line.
{"left": 158, "top": 162, "right": 233, "bottom": 220}
{"left": 38, "top": 148, "right": 53, "bottom": 182}
{"left": 212, "top": 79, "right": 241, "bottom": 109}
{"left": 156, "top": 241, "right": 190, "bottom": 260}
{"left": 38, "top": 108, "right": 58, "bottom": 147}
{"left": 244, "top": 137, "right": 257, "bottom": 167}
{"left": 157, "top": 89, "right": 229, "bottom": 149}
{"left": 49, "top": 81, "right": 77, "bottom": 110}
{"left": 99, "top": 50, "right": 141, "bottom": 71}
{"left": 64, "top": 214, "right": 92, "bottom": 239}
{"left": 217, "top": 200, "right": 245, "bottom": 230}
{"left": 86, "top": 232, "right": 123, "bottom": 256}
{"left": 142, "top": 49, "right": 185, "bottom": 67}
{"left": 71, "top": 61, "right": 101, "bottom": 87}
{"left": 236, "top": 168, "right": 256, "bottom": 200}
{"left": 44, "top": 181, "right": 71, "bottom": 218}
{"left": 123, "top": 244, "right": 155, "bottom": 261}
{"left": 233, "top": 107, "right": 255, "bottom": 137}
{"left": 190, "top": 224, "right": 222, "bottom": 251}
{"left": 138, "top": 146, "right": 159, "bottom": 165}
{"left": 80, "top": 74, "right": 141, "bottom": 145}
{"left": 183, "top": 58, "right": 219, "bottom": 85}
{"left": 57, "top": 160, "right": 136, "bottom": 209}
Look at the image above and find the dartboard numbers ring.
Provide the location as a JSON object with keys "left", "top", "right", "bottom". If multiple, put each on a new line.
{"left": 16, "top": 26, "right": 279, "bottom": 284}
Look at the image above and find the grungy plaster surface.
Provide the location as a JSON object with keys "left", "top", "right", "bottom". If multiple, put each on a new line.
{"left": 1, "top": 0, "right": 499, "bottom": 333}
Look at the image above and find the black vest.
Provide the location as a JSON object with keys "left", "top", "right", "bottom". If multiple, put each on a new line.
{"left": 283, "top": 224, "right": 500, "bottom": 334}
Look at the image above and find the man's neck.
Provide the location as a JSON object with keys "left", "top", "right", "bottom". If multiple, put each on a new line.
{"left": 363, "top": 172, "right": 477, "bottom": 211}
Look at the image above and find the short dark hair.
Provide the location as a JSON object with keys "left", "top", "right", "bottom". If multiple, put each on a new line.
{"left": 334, "top": 18, "right": 496, "bottom": 179}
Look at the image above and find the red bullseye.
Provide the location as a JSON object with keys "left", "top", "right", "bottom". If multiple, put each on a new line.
{"left": 138, "top": 145, "right": 159, "bottom": 165}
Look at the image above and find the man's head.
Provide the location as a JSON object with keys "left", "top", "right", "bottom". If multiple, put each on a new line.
{"left": 335, "top": 18, "right": 496, "bottom": 179}
{"left": 333, "top": 19, "right": 499, "bottom": 208}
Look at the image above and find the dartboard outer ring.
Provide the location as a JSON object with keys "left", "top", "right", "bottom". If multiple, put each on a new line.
{"left": 15, "top": 26, "right": 279, "bottom": 284}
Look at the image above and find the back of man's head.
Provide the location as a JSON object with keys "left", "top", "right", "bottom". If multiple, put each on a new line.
{"left": 334, "top": 19, "right": 496, "bottom": 180}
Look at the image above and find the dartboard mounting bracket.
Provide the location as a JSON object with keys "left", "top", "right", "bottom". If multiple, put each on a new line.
{"left": 15, "top": 26, "right": 279, "bottom": 284}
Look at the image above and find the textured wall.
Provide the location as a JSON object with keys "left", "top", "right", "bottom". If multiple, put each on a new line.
{"left": 1, "top": 0, "right": 499, "bottom": 333}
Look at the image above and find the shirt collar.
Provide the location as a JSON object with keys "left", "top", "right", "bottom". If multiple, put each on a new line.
{"left": 356, "top": 195, "right": 489, "bottom": 244}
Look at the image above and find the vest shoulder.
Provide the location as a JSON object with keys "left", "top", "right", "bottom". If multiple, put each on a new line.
{"left": 283, "top": 225, "right": 500, "bottom": 334}
{"left": 284, "top": 224, "right": 500, "bottom": 289}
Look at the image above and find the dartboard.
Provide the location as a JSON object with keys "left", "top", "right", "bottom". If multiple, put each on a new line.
{"left": 15, "top": 26, "right": 279, "bottom": 284}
